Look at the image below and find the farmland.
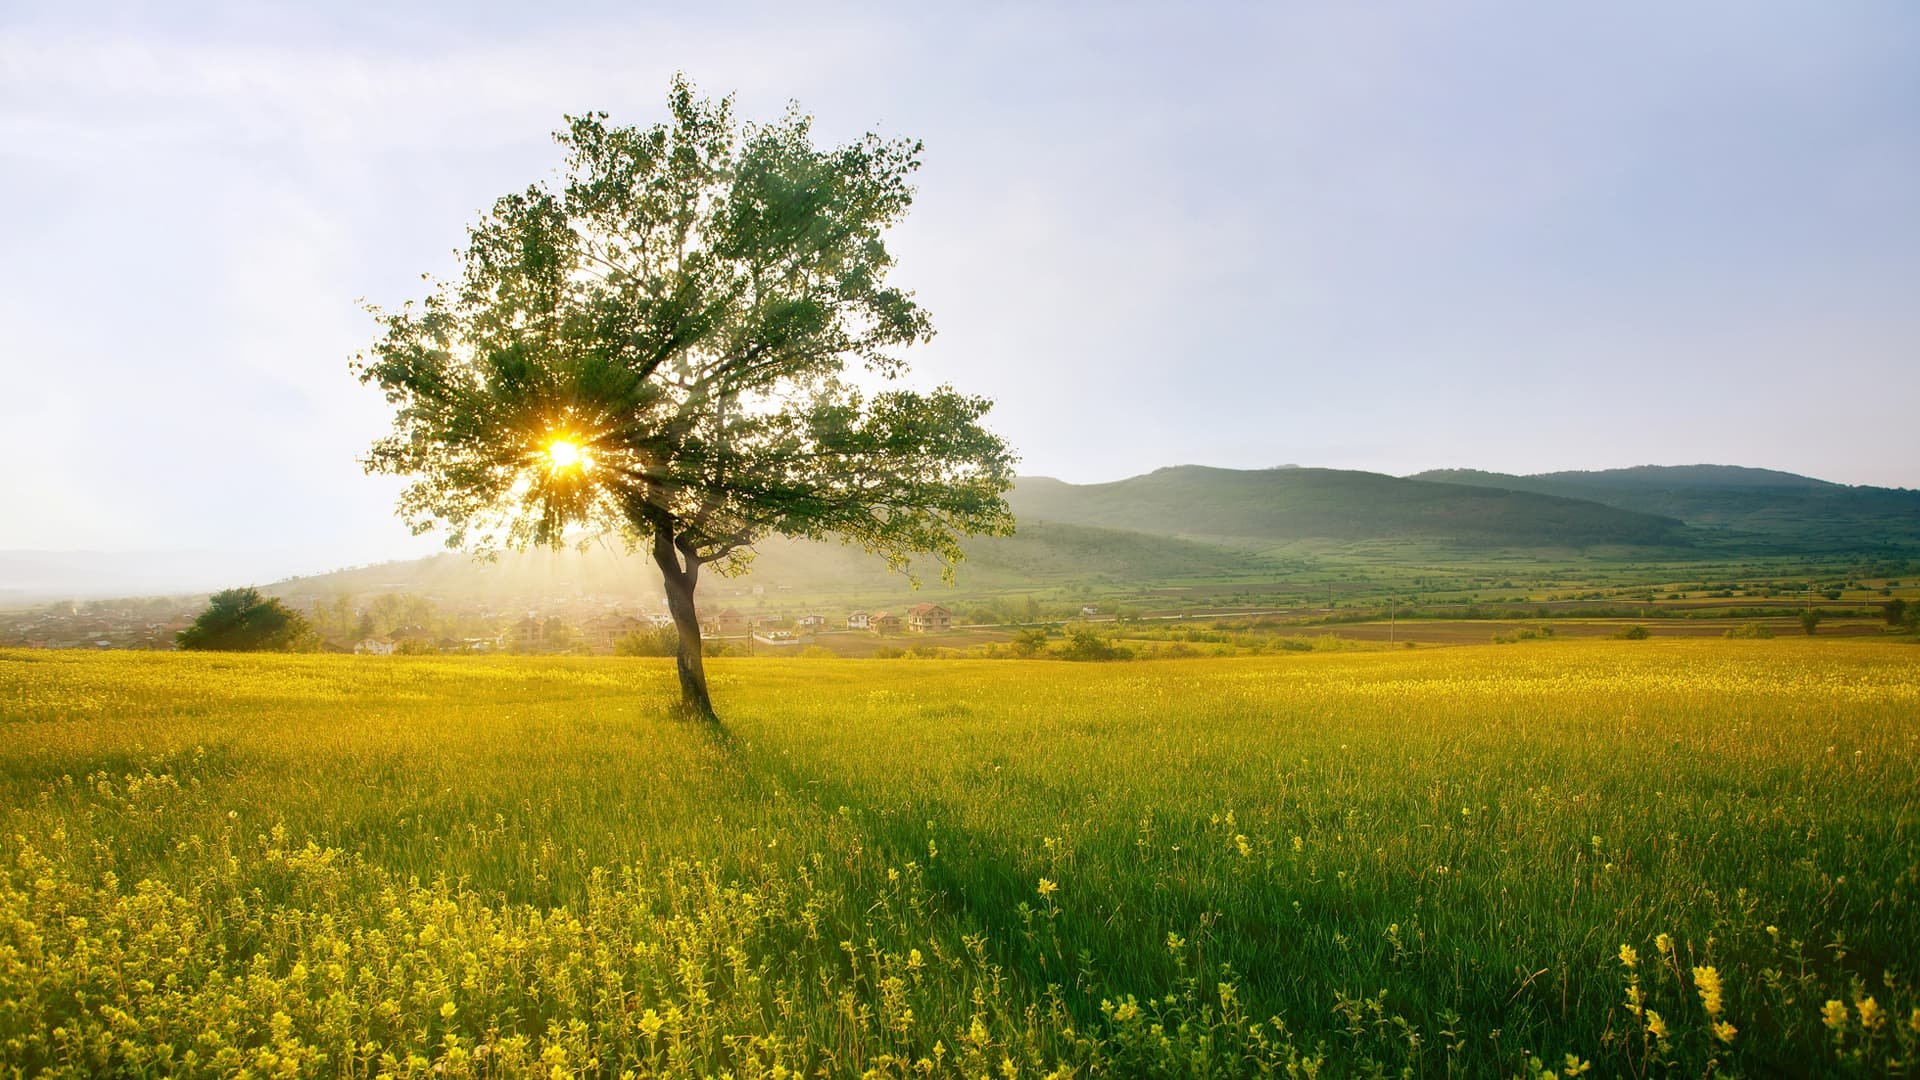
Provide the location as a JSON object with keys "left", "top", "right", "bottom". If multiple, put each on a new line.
{"left": 2, "top": 642, "right": 1917, "bottom": 1076}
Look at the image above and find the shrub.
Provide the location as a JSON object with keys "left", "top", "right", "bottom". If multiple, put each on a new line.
{"left": 177, "top": 588, "right": 317, "bottom": 652}
{"left": 1057, "top": 629, "right": 1129, "bottom": 661}
{"left": 615, "top": 627, "right": 679, "bottom": 657}
{"left": 1614, "top": 625, "right": 1651, "bottom": 640}
{"left": 1008, "top": 628, "right": 1051, "bottom": 658}
{"left": 1800, "top": 611, "right": 1823, "bottom": 636}
{"left": 1724, "top": 622, "right": 1776, "bottom": 639}
{"left": 1883, "top": 598, "right": 1909, "bottom": 627}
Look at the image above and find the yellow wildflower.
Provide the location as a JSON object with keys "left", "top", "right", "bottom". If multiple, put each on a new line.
{"left": 1618, "top": 944, "right": 1638, "bottom": 969}
{"left": 1857, "top": 996, "right": 1884, "bottom": 1031}
{"left": 1646, "top": 1010, "right": 1669, "bottom": 1041}
{"left": 1693, "top": 966, "right": 1724, "bottom": 1016}
{"left": 1036, "top": 878, "right": 1057, "bottom": 898}
{"left": 1822, "top": 999, "right": 1848, "bottom": 1031}
{"left": 1713, "top": 1020, "right": 1737, "bottom": 1044}
{"left": 1654, "top": 933, "right": 1673, "bottom": 956}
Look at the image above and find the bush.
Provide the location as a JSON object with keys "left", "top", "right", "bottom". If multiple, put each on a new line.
{"left": 1800, "top": 611, "right": 1823, "bottom": 636}
{"left": 1057, "top": 628, "right": 1130, "bottom": 661}
{"left": 615, "top": 627, "right": 680, "bottom": 657}
{"left": 1614, "top": 625, "right": 1651, "bottom": 640}
{"left": 873, "top": 647, "right": 905, "bottom": 659}
{"left": 1884, "top": 598, "right": 1909, "bottom": 627}
{"left": 1008, "top": 628, "right": 1051, "bottom": 658}
{"left": 1724, "top": 621, "right": 1776, "bottom": 639}
{"left": 177, "top": 588, "right": 317, "bottom": 652}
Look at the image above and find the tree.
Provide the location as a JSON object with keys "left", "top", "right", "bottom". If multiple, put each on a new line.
{"left": 1884, "top": 598, "right": 1908, "bottom": 627}
{"left": 177, "top": 588, "right": 316, "bottom": 652}
{"left": 1800, "top": 610, "right": 1823, "bottom": 636}
{"left": 354, "top": 79, "right": 1014, "bottom": 719}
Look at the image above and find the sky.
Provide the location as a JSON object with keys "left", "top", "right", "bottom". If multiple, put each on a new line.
{"left": 3, "top": 1, "right": 1917, "bottom": 578}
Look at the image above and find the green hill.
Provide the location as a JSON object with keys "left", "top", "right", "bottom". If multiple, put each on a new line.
{"left": 1411, "top": 465, "right": 1920, "bottom": 551}
{"left": 266, "top": 520, "right": 1286, "bottom": 608}
{"left": 1010, "top": 466, "right": 1688, "bottom": 548}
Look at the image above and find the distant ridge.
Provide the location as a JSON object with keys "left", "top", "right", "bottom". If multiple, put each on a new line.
{"left": 1009, "top": 465, "right": 1687, "bottom": 548}
{"left": 1410, "top": 465, "right": 1920, "bottom": 550}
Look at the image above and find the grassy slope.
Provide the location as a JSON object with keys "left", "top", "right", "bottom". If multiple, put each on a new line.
{"left": 267, "top": 521, "right": 1286, "bottom": 610}
{"left": 1414, "top": 465, "right": 1920, "bottom": 551}
{"left": 3, "top": 643, "right": 1915, "bottom": 1076}
{"left": 1010, "top": 466, "right": 1688, "bottom": 547}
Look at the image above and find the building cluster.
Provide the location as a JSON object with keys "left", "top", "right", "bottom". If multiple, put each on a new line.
{"left": 0, "top": 601, "right": 193, "bottom": 650}
{"left": 2, "top": 594, "right": 962, "bottom": 654}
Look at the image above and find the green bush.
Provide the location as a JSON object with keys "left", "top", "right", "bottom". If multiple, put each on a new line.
{"left": 1614, "top": 625, "right": 1651, "bottom": 640}
{"left": 615, "top": 627, "right": 680, "bottom": 657}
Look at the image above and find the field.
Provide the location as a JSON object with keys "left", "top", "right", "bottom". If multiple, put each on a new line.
{"left": 2, "top": 642, "right": 1917, "bottom": 1077}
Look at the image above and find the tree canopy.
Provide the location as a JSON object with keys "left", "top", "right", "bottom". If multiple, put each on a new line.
{"left": 354, "top": 79, "right": 1015, "bottom": 716}
{"left": 177, "top": 588, "right": 316, "bottom": 652}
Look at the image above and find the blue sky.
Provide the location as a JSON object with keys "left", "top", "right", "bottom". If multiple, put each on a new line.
{"left": 3, "top": 1, "right": 1916, "bottom": 574}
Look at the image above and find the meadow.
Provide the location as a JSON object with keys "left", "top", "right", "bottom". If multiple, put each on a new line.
{"left": 1, "top": 641, "right": 1916, "bottom": 1077}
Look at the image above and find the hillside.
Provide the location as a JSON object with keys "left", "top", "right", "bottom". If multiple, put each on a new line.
{"left": 264, "top": 519, "right": 1287, "bottom": 607}
{"left": 1412, "top": 465, "right": 1920, "bottom": 550}
{"left": 1009, "top": 466, "right": 1688, "bottom": 547}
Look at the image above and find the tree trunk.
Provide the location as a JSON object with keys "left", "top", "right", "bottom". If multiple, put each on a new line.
{"left": 651, "top": 536, "right": 716, "bottom": 721}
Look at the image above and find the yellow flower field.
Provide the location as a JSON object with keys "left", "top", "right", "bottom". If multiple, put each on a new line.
{"left": 1, "top": 640, "right": 1915, "bottom": 1076}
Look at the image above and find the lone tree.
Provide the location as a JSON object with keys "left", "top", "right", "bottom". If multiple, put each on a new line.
{"left": 178, "top": 587, "right": 316, "bottom": 652}
{"left": 355, "top": 80, "right": 1014, "bottom": 719}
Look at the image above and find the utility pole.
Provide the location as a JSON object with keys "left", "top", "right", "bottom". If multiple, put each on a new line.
{"left": 1389, "top": 596, "right": 1396, "bottom": 644}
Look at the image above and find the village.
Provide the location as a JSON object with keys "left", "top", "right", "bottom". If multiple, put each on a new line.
{"left": 384, "top": 601, "right": 962, "bottom": 656}
{"left": 0, "top": 594, "right": 970, "bottom": 655}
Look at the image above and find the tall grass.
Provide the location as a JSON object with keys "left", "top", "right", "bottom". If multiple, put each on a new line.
{"left": 1, "top": 641, "right": 1915, "bottom": 1076}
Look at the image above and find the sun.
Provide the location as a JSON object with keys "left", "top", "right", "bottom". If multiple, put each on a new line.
{"left": 545, "top": 438, "right": 586, "bottom": 472}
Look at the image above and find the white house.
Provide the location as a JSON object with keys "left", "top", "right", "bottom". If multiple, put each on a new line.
{"left": 847, "top": 611, "right": 870, "bottom": 630}
{"left": 355, "top": 638, "right": 396, "bottom": 656}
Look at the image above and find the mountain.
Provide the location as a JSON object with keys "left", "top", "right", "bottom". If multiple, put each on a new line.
{"left": 1009, "top": 466, "right": 1688, "bottom": 548}
{"left": 259, "top": 520, "right": 1291, "bottom": 608}
{"left": 1410, "top": 465, "right": 1920, "bottom": 550}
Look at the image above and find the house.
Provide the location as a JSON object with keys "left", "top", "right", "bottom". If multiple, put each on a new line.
{"left": 795, "top": 614, "right": 827, "bottom": 632}
{"left": 868, "top": 611, "right": 902, "bottom": 634}
{"left": 583, "top": 613, "right": 647, "bottom": 653}
{"left": 500, "top": 615, "right": 541, "bottom": 651}
{"left": 847, "top": 611, "right": 871, "bottom": 630}
{"left": 704, "top": 608, "right": 748, "bottom": 636}
{"left": 1080, "top": 605, "right": 1100, "bottom": 617}
{"left": 906, "top": 603, "right": 951, "bottom": 633}
{"left": 355, "top": 638, "right": 395, "bottom": 656}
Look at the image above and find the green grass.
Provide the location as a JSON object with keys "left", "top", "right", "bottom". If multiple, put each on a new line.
{"left": 2, "top": 642, "right": 1916, "bottom": 1076}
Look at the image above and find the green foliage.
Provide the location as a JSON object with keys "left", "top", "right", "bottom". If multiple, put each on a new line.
{"left": 1884, "top": 598, "right": 1908, "bottom": 627}
{"left": 1800, "top": 610, "right": 1824, "bottom": 636}
{"left": 352, "top": 78, "right": 1014, "bottom": 578}
{"left": 614, "top": 626, "right": 679, "bottom": 657}
{"left": 175, "top": 588, "right": 315, "bottom": 652}
{"left": 1008, "top": 627, "right": 1051, "bottom": 658}
{"left": 1615, "top": 624, "right": 1651, "bottom": 640}
{"left": 1055, "top": 628, "right": 1129, "bottom": 661}
{"left": 1724, "top": 621, "right": 1778, "bottom": 639}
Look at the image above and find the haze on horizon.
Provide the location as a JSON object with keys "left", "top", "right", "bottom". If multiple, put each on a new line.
{"left": 4, "top": 1, "right": 1917, "bottom": 580}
